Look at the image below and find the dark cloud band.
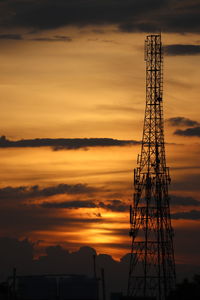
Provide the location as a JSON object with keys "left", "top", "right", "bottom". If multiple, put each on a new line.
{"left": 41, "top": 200, "right": 97, "bottom": 209}
{"left": 171, "top": 195, "right": 200, "bottom": 207}
{"left": 40, "top": 195, "right": 200, "bottom": 212}
{"left": 1, "top": 0, "right": 200, "bottom": 33}
{"left": 0, "top": 136, "right": 139, "bottom": 150}
{"left": 174, "top": 126, "right": 200, "bottom": 137}
{"left": 0, "top": 34, "right": 72, "bottom": 42}
{"left": 165, "top": 44, "right": 200, "bottom": 56}
{"left": 0, "top": 183, "right": 97, "bottom": 200}
{"left": 0, "top": 34, "right": 23, "bottom": 40}
{"left": 171, "top": 210, "right": 200, "bottom": 220}
{"left": 41, "top": 199, "right": 129, "bottom": 212}
{"left": 167, "top": 117, "right": 199, "bottom": 127}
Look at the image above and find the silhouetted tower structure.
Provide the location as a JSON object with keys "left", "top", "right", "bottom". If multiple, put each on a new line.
{"left": 127, "top": 34, "right": 176, "bottom": 300}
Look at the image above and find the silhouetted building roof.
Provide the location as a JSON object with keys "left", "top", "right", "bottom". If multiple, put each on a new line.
{"left": 7, "top": 274, "right": 99, "bottom": 300}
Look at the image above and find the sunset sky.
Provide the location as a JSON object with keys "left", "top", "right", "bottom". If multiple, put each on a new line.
{"left": 0, "top": 0, "right": 200, "bottom": 279}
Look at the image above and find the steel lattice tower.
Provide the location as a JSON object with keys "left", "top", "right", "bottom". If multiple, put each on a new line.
{"left": 127, "top": 34, "right": 176, "bottom": 300}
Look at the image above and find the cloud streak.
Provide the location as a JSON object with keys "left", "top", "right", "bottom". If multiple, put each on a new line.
{"left": 174, "top": 126, "right": 200, "bottom": 137}
{"left": 0, "top": 136, "right": 139, "bottom": 150}
{"left": 41, "top": 199, "right": 129, "bottom": 212}
{"left": 167, "top": 117, "right": 199, "bottom": 127}
{"left": 42, "top": 196, "right": 199, "bottom": 213}
{"left": 0, "top": 184, "right": 98, "bottom": 200}
{"left": 0, "top": 34, "right": 23, "bottom": 40}
{"left": 171, "top": 174, "right": 200, "bottom": 192}
{"left": 31, "top": 35, "right": 72, "bottom": 42}
{"left": 171, "top": 210, "right": 200, "bottom": 220}
{"left": 41, "top": 200, "right": 97, "bottom": 209}
{"left": 171, "top": 195, "right": 200, "bottom": 207}
{"left": 0, "top": 33, "right": 72, "bottom": 42}
{"left": 165, "top": 44, "right": 200, "bottom": 56}
{"left": 98, "top": 200, "right": 128, "bottom": 212}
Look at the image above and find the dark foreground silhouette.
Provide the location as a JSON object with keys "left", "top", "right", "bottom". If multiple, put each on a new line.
{"left": 167, "top": 274, "right": 200, "bottom": 300}
{"left": 0, "top": 237, "right": 199, "bottom": 300}
{"left": 0, "top": 274, "right": 200, "bottom": 300}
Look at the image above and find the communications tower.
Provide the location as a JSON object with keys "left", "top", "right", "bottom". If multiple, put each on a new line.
{"left": 127, "top": 34, "right": 176, "bottom": 300}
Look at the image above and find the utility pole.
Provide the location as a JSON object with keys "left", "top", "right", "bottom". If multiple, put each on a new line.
{"left": 101, "top": 268, "right": 106, "bottom": 300}
{"left": 127, "top": 34, "right": 176, "bottom": 300}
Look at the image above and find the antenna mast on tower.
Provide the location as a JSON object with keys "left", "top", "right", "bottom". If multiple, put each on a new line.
{"left": 127, "top": 34, "right": 176, "bottom": 300}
